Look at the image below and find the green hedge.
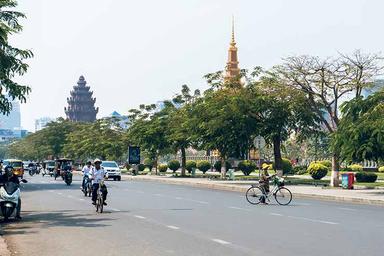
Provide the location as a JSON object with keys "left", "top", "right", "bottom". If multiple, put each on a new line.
{"left": 349, "top": 164, "right": 363, "bottom": 172}
{"left": 238, "top": 160, "right": 257, "bottom": 176}
{"left": 158, "top": 164, "right": 168, "bottom": 173}
{"left": 293, "top": 166, "right": 307, "bottom": 175}
{"left": 186, "top": 160, "right": 197, "bottom": 173}
{"left": 138, "top": 164, "right": 146, "bottom": 172}
{"left": 213, "top": 161, "right": 231, "bottom": 172}
{"left": 197, "top": 160, "right": 211, "bottom": 174}
{"left": 307, "top": 163, "right": 328, "bottom": 180}
{"left": 168, "top": 160, "right": 181, "bottom": 173}
{"left": 355, "top": 172, "right": 377, "bottom": 183}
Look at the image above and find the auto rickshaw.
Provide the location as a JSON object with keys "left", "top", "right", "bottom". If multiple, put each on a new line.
{"left": 3, "top": 159, "right": 24, "bottom": 178}
{"left": 42, "top": 160, "right": 55, "bottom": 177}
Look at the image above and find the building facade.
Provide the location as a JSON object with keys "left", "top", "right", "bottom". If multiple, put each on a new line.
{"left": 35, "top": 117, "right": 55, "bottom": 132}
{"left": 65, "top": 75, "right": 98, "bottom": 122}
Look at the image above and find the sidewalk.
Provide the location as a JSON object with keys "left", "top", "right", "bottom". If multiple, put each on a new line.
{"left": 123, "top": 174, "right": 384, "bottom": 206}
{"left": 0, "top": 228, "right": 11, "bottom": 256}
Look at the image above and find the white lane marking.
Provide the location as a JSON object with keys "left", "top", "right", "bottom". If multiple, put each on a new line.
{"left": 48, "top": 190, "right": 54, "bottom": 193}
{"left": 79, "top": 198, "right": 85, "bottom": 201}
{"left": 188, "top": 199, "right": 209, "bottom": 205}
{"left": 135, "top": 190, "right": 145, "bottom": 194}
{"left": 111, "top": 208, "right": 121, "bottom": 212}
{"left": 167, "top": 225, "right": 180, "bottom": 230}
{"left": 338, "top": 207, "right": 357, "bottom": 211}
{"left": 295, "top": 203, "right": 311, "bottom": 206}
{"left": 228, "top": 206, "right": 251, "bottom": 212}
{"left": 270, "top": 213, "right": 283, "bottom": 216}
{"left": 134, "top": 215, "right": 146, "bottom": 219}
{"left": 287, "top": 215, "right": 339, "bottom": 225}
{"left": 175, "top": 197, "right": 182, "bottom": 200}
{"left": 154, "top": 193, "right": 165, "bottom": 197}
{"left": 57, "top": 192, "right": 63, "bottom": 195}
{"left": 212, "top": 239, "right": 231, "bottom": 245}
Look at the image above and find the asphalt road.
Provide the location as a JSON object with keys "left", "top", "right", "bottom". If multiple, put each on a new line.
{"left": 2, "top": 174, "right": 383, "bottom": 256}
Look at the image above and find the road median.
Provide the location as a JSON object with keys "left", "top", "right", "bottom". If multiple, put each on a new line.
{"left": 123, "top": 174, "right": 384, "bottom": 206}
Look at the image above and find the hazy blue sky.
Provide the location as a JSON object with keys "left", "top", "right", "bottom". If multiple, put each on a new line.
{"left": 11, "top": 0, "right": 384, "bottom": 130}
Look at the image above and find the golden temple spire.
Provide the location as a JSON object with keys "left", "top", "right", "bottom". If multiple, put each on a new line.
{"left": 231, "top": 15, "right": 236, "bottom": 46}
{"left": 224, "top": 16, "right": 240, "bottom": 82}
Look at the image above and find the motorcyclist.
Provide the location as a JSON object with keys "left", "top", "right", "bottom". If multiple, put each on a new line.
{"left": 0, "top": 165, "right": 22, "bottom": 219}
{"left": 81, "top": 161, "right": 93, "bottom": 191}
{"left": 90, "top": 159, "right": 107, "bottom": 206}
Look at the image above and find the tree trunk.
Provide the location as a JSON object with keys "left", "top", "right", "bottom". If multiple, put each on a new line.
{"left": 273, "top": 136, "right": 283, "bottom": 174}
{"left": 181, "top": 147, "right": 186, "bottom": 177}
{"left": 330, "top": 153, "right": 340, "bottom": 187}
{"left": 221, "top": 157, "right": 226, "bottom": 179}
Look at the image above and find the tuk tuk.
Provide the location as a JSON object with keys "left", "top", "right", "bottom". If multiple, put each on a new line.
{"left": 42, "top": 160, "right": 55, "bottom": 177}
{"left": 3, "top": 159, "right": 24, "bottom": 178}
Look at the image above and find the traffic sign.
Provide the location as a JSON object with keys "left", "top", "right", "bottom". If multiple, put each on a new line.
{"left": 253, "top": 136, "right": 266, "bottom": 149}
{"left": 128, "top": 146, "right": 141, "bottom": 164}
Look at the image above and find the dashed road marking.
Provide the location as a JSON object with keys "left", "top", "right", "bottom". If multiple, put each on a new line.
{"left": 270, "top": 213, "right": 283, "bottom": 216}
{"left": 211, "top": 239, "right": 231, "bottom": 245}
{"left": 175, "top": 197, "right": 182, "bottom": 200}
{"left": 338, "top": 207, "right": 357, "bottom": 211}
{"left": 111, "top": 208, "right": 121, "bottom": 212}
{"left": 287, "top": 215, "right": 339, "bottom": 225}
{"left": 134, "top": 215, "right": 146, "bottom": 219}
{"left": 228, "top": 206, "right": 251, "bottom": 211}
{"left": 167, "top": 225, "right": 180, "bottom": 230}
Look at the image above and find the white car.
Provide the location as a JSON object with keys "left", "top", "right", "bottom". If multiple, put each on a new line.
{"left": 101, "top": 161, "right": 121, "bottom": 181}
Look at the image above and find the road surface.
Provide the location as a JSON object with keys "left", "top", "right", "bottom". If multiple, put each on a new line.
{"left": 2, "top": 175, "right": 383, "bottom": 256}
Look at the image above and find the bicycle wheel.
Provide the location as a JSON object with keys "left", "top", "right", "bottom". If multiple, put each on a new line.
{"left": 274, "top": 187, "right": 292, "bottom": 205}
{"left": 99, "top": 194, "right": 104, "bottom": 213}
{"left": 246, "top": 186, "right": 264, "bottom": 205}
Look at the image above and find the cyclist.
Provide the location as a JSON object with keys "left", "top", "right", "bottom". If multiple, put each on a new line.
{"left": 90, "top": 159, "right": 108, "bottom": 206}
{"left": 81, "top": 161, "right": 93, "bottom": 191}
{"left": 259, "top": 164, "right": 275, "bottom": 204}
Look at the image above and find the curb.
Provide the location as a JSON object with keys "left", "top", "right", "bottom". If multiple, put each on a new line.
{"left": 123, "top": 175, "right": 384, "bottom": 206}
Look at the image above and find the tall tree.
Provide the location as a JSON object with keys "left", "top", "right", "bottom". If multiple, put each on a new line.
{"left": 333, "top": 89, "right": 384, "bottom": 162}
{"left": 0, "top": 0, "right": 33, "bottom": 114}
{"left": 274, "top": 51, "right": 383, "bottom": 186}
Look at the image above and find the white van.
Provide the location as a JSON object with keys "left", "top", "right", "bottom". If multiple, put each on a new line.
{"left": 101, "top": 161, "right": 121, "bottom": 181}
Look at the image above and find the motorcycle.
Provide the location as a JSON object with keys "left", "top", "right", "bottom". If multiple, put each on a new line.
{"left": 0, "top": 179, "right": 27, "bottom": 221}
{"left": 29, "top": 165, "right": 37, "bottom": 176}
{"left": 82, "top": 175, "right": 92, "bottom": 197}
{"left": 63, "top": 169, "right": 72, "bottom": 186}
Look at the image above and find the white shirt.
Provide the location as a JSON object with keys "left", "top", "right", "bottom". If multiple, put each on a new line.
{"left": 90, "top": 167, "right": 105, "bottom": 184}
{"left": 82, "top": 165, "right": 93, "bottom": 176}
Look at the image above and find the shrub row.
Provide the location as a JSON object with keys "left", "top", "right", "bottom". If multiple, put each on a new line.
{"left": 355, "top": 172, "right": 378, "bottom": 183}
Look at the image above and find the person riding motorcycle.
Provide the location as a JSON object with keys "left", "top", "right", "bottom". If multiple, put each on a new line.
{"left": 0, "top": 165, "right": 22, "bottom": 219}
{"left": 81, "top": 161, "right": 93, "bottom": 191}
{"left": 90, "top": 159, "right": 108, "bottom": 206}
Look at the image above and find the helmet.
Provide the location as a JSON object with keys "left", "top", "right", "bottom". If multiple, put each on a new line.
{"left": 4, "top": 165, "right": 14, "bottom": 178}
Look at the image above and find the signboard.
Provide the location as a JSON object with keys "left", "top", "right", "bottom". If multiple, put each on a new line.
{"left": 128, "top": 146, "right": 141, "bottom": 165}
{"left": 253, "top": 135, "right": 266, "bottom": 149}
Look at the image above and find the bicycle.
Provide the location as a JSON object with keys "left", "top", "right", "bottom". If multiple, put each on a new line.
{"left": 95, "top": 180, "right": 105, "bottom": 213}
{"left": 246, "top": 175, "right": 292, "bottom": 205}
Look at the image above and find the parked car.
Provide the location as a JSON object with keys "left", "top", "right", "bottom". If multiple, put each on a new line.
{"left": 101, "top": 161, "right": 121, "bottom": 181}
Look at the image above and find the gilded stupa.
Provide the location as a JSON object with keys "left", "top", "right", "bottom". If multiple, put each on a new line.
{"left": 224, "top": 17, "right": 241, "bottom": 82}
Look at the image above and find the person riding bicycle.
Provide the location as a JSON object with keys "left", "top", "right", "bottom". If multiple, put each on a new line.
{"left": 81, "top": 161, "right": 93, "bottom": 191}
{"left": 259, "top": 164, "right": 276, "bottom": 204}
{"left": 90, "top": 159, "right": 108, "bottom": 206}
{"left": 0, "top": 165, "right": 22, "bottom": 219}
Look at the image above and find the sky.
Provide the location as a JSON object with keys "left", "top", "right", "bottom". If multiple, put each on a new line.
{"left": 9, "top": 0, "right": 384, "bottom": 131}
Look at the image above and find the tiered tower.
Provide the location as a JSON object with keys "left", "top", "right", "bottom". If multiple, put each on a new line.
{"left": 224, "top": 17, "right": 240, "bottom": 81}
{"left": 64, "top": 75, "right": 98, "bottom": 122}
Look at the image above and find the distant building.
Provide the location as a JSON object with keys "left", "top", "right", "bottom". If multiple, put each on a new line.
{"left": 0, "top": 99, "right": 21, "bottom": 130}
{"left": 35, "top": 117, "right": 55, "bottom": 132}
{"left": 224, "top": 17, "right": 241, "bottom": 82}
{"left": 362, "top": 79, "right": 384, "bottom": 98}
{"left": 65, "top": 75, "right": 99, "bottom": 122}
{"left": 108, "top": 111, "right": 130, "bottom": 130}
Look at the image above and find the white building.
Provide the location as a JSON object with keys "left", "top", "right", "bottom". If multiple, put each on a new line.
{"left": 0, "top": 100, "right": 21, "bottom": 130}
{"left": 35, "top": 117, "right": 55, "bottom": 132}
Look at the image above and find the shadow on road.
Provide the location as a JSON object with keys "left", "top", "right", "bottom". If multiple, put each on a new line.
{"left": 1, "top": 210, "right": 113, "bottom": 236}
